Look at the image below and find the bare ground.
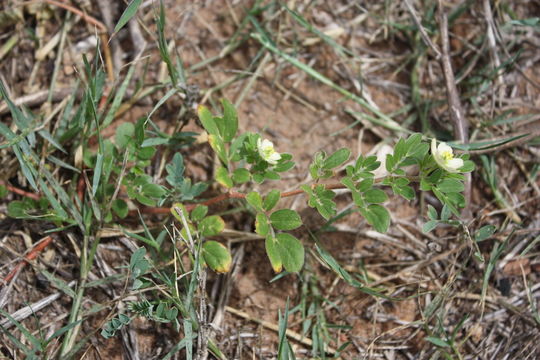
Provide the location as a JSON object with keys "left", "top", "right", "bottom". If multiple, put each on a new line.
{"left": 1, "top": 0, "right": 540, "bottom": 359}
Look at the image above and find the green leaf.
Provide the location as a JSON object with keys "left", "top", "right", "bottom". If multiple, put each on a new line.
{"left": 142, "top": 183, "right": 166, "bottom": 198}
{"left": 202, "top": 241, "right": 232, "bottom": 273}
{"left": 0, "top": 185, "right": 7, "bottom": 198}
{"left": 220, "top": 98, "right": 238, "bottom": 142}
{"left": 199, "top": 215, "right": 225, "bottom": 237}
{"left": 137, "top": 146, "right": 155, "bottom": 160}
{"left": 263, "top": 189, "right": 281, "bottom": 211}
{"left": 315, "top": 198, "right": 337, "bottom": 220}
{"left": 246, "top": 191, "right": 263, "bottom": 210}
{"left": 112, "top": 199, "right": 128, "bottom": 219}
{"left": 190, "top": 205, "right": 208, "bottom": 222}
{"left": 215, "top": 166, "right": 233, "bottom": 188}
{"left": 141, "top": 137, "right": 169, "bottom": 147}
{"left": 7, "top": 200, "right": 34, "bottom": 218}
{"left": 422, "top": 220, "right": 438, "bottom": 233}
{"left": 273, "top": 160, "right": 295, "bottom": 173}
{"left": 475, "top": 225, "right": 496, "bottom": 242}
{"left": 410, "top": 143, "right": 429, "bottom": 159}
{"left": 393, "top": 138, "right": 406, "bottom": 161}
{"left": 364, "top": 189, "right": 387, "bottom": 204}
{"left": 361, "top": 204, "right": 390, "bottom": 233}
{"left": 114, "top": 0, "right": 143, "bottom": 33}
{"left": 129, "top": 247, "right": 150, "bottom": 278}
{"left": 427, "top": 205, "right": 438, "bottom": 220}
{"left": 420, "top": 178, "right": 432, "bottom": 191}
{"left": 165, "top": 153, "right": 185, "bottom": 187}
{"left": 265, "top": 235, "right": 283, "bottom": 272}
{"left": 385, "top": 154, "right": 395, "bottom": 172}
{"left": 304, "top": 184, "right": 337, "bottom": 220}
{"left": 441, "top": 204, "right": 451, "bottom": 221}
{"left": 255, "top": 212, "right": 270, "bottom": 236}
{"left": 275, "top": 233, "right": 304, "bottom": 272}
{"left": 322, "top": 148, "right": 351, "bottom": 169}
{"left": 198, "top": 105, "right": 218, "bottom": 136}
{"left": 425, "top": 336, "right": 450, "bottom": 348}
{"left": 393, "top": 185, "right": 415, "bottom": 200}
{"left": 405, "top": 133, "right": 422, "bottom": 150}
{"left": 358, "top": 178, "right": 373, "bottom": 192}
{"left": 270, "top": 209, "right": 302, "bottom": 230}
{"left": 263, "top": 170, "right": 280, "bottom": 180}
{"left": 208, "top": 134, "right": 228, "bottom": 164}
{"left": 437, "top": 178, "right": 464, "bottom": 193}
{"left": 136, "top": 193, "right": 155, "bottom": 206}
{"left": 232, "top": 168, "right": 250, "bottom": 184}
{"left": 115, "top": 122, "right": 134, "bottom": 148}
{"left": 459, "top": 160, "right": 475, "bottom": 172}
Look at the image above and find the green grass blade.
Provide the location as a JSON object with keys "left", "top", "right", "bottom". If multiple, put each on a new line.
{"left": 103, "top": 61, "right": 137, "bottom": 128}
{"left": 283, "top": 4, "right": 352, "bottom": 58}
{"left": 47, "top": 155, "right": 81, "bottom": 173}
{"left": 184, "top": 319, "right": 193, "bottom": 360}
{"left": 162, "top": 333, "right": 198, "bottom": 360}
{"left": 481, "top": 231, "right": 511, "bottom": 308}
{"left": 124, "top": 229, "right": 160, "bottom": 250}
{"left": 114, "top": 0, "right": 143, "bottom": 34}
{"left": 12, "top": 145, "right": 39, "bottom": 190}
{"left": 45, "top": 319, "right": 83, "bottom": 345}
{"left": 156, "top": 0, "right": 178, "bottom": 86}
{"left": 0, "top": 308, "right": 41, "bottom": 351}
{"left": 37, "top": 177, "right": 68, "bottom": 219}
{"left": 0, "top": 323, "right": 33, "bottom": 356}
{"left": 449, "top": 133, "right": 529, "bottom": 151}
{"left": 92, "top": 153, "right": 103, "bottom": 196}
{"left": 147, "top": 87, "right": 177, "bottom": 120}
{"left": 38, "top": 129, "right": 66, "bottom": 153}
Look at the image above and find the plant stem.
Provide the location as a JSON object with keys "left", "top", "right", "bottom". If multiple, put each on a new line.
{"left": 135, "top": 177, "right": 421, "bottom": 216}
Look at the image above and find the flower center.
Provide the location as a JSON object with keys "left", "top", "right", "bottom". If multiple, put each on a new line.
{"left": 441, "top": 150, "right": 454, "bottom": 161}
{"left": 262, "top": 146, "right": 274, "bottom": 158}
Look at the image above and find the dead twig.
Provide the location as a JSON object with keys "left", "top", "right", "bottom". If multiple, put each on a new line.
{"left": 1, "top": 235, "right": 54, "bottom": 285}
{"left": 404, "top": 0, "right": 441, "bottom": 59}
{"left": 0, "top": 88, "right": 78, "bottom": 115}
{"left": 44, "top": 0, "right": 114, "bottom": 82}
{"left": 438, "top": 1, "right": 471, "bottom": 217}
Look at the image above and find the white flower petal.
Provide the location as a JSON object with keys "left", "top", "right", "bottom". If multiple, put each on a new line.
{"left": 268, "top": 152, "right": 281, "bottom": 165}
{"left": 257, "top": 137, "right": 281, "bottom": 165}
{"left": 432, "top": 138, "right": 464, "bottom": 173}
{"left": 437, "top": 142, "right": 453, "bottom": 155}
{"left": 446, "top": 158, "right": 464, "bottom": 171}
{"left": 431, "top": 138, "right": 444, "bottom": 164}
{"left": 431, "top": 139, "right": 438, "bottom": 156}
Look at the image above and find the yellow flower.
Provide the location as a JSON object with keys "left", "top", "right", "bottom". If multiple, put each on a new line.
{"left": 257, "top": 138, "right": 281, "bottom": 165}
{"left": 431, "top": 139, "right": 464, "bottom": 173}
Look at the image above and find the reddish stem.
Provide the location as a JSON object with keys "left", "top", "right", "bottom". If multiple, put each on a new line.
{"left": 44, "top": 0, "right": 107, "bottom": 32}
{"left": 133, "top": 183, "right": 348, "bottom": 216}
{"left": 0, "top": 180, "right": 41, "bottom": 201}
{"left": 2, "top": 236, "right": 54, "bottom": 285}
{"left": 77, "top": 175, "right": 86, "bottom": 202}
